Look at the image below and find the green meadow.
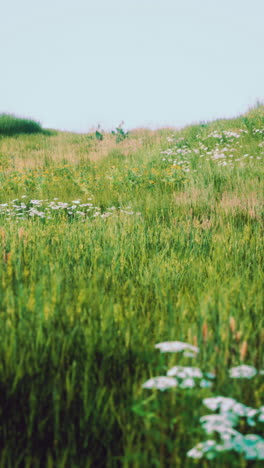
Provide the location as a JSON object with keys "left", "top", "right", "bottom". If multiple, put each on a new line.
{"left": 0, "top": 108, "right": 263, "bottom": 467}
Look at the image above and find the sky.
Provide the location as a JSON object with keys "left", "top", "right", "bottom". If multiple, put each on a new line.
{"left": 1, "top": 0, "right": 263, "bottom": 132}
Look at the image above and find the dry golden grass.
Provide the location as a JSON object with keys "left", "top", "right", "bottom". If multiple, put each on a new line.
{"left": 173, "top": 186, "right": 263, "bottom": 222}
{"left": 87, "top": 133, "right": 143, "bottom": 160}
{"left": 174, "top": 188, "right": 209, "bottom": 206}
{"left": 0, "top": 130, "right": 146, "bottom": 172}
{"left": 220, "top": 190, "right": 263, "bottom": 220}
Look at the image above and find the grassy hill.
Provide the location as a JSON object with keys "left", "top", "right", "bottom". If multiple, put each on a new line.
{"left": 0, "top": 107, "right": 263, "bottom": 467}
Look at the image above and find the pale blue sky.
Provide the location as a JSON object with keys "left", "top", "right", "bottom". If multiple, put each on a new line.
{"left": 1, "top": 0, "right": 263, "bottom": 132}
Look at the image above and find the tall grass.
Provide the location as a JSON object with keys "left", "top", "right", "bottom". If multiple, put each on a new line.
{"left": 0, "top": 106, "right": 263, "bottom": 467}
{"left": 0, "top": 114, "right": 49, "bottom": 136}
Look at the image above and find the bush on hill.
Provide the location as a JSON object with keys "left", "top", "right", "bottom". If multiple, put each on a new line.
{"left": 0, "top": 113, "right": 47, "bottom": 136}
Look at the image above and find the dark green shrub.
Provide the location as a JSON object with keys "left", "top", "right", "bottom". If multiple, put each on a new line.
{"left": 0, "top": 113, "right": 44, "bottom": 136}
{"left": 95, "top": 130, "right": 104, "bottom": 141}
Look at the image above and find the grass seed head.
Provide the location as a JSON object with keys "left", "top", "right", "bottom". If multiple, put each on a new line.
{"left": 202, "top": 322, "right": 208, "bottom": 343}
{"left": 240, "top": 340, "right": 248, "bottom": 361}
{"left": 229, "top": 316, "right": 236, "bottom": 334}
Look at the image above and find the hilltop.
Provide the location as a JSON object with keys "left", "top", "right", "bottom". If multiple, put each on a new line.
{"left": 0, "top": 105, "right": 263, "bottom": 201}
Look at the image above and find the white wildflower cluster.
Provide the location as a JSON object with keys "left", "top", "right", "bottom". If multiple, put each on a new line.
{"left": 167, "top": 366, "right": 214, "bottom": 389}
{"left": 140, "top": 340, "right": 264, "bottom": 461}
{"left": 155, "top": 341, "right": 199, "bottom": 355}
{"left": 160, "top": 137, "right": 192, "bottom": 173}
{"left": 0, "top": 198, "right": 142, "bottom": 221}
{"left": 142, "top": 376, "right": 178, "bottom": 391}
{"left": 208, "top": 130, "right": 242, "bottom": 140}
{"left": 229, "top": 365, "right": 257, "bottom": 379}
{"left": 142, "top": 368, "right": 214, "bottom": 391}
{"left": 198, "top": 127, "right": 263, "bottom": 167}
{"left": 253, "top": 128, "right": 264, "bottom": 135}
{"left": 142, "top": 341, "right": 214, "bottom": 390}
{"left": 160, "top": 127, "right": 263, "bottom": 172}
{"left": 187, "top": 396, "right": 264, "bottom": 461}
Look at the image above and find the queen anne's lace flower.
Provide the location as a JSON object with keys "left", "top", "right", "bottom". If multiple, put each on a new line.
{"left": 229, "top": 365, "right": 257, "bottom": 379}
{"left": 142, "top": 376, "right": 177, "bottom": 391}
{"left": 155, "top": 341, "right": 199, "bottom": 354}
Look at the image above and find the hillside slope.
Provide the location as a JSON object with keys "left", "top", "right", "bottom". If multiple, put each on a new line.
{"left": 0, "top": 107, "right": 263, "bottom": 467}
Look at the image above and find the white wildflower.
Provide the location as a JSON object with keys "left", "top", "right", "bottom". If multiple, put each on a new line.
{"left": 229, "top": 365, "right": 257, "bottom": 379}
{"left": 187, "top": 440, "right": 216, "bottom": 458}
{"left": 203, "top": 396, "right": 236, "bottom": 412}
{"left": 167, "top": 366, "right": 203, "bottom": 379}
{"left": 142, "top": 376, "right": 177, "bottom": 391}
{"left": 155, "top": 341, "right": 199, "bottom": 354}
{"left": 180, "top": 378, "right": 196, "bottom": 388}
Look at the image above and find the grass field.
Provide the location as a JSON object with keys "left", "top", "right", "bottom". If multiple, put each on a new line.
{"left": 0, "top": 107, "right": 263, "bottom": 467}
